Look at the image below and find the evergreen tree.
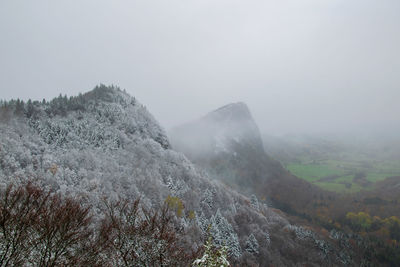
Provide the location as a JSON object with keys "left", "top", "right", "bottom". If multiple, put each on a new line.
{"left": 209, "top": 210, "right": 241, "bottom": 259}
{"left": 25, "top": 99, "right": 34, "bottom": 118}
{"left": 245, "top": 234, "right": 259, "bottom": 255}
{"left": 14, "top": 99, "right": 25, "bottom": 115}
{"left": 264, "top": 231, "right": 270, "bottom": 245}
{"left": 250, "top": 194, "right": 259, "bottom": 210}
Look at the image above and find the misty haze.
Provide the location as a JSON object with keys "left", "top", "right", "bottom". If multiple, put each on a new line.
{"left": 1, "top": 0, "right": 400, "bottom": 266}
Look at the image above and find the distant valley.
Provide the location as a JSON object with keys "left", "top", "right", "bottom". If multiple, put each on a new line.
{"left": 263, "top": 133, "right": 400, "bottom": 193}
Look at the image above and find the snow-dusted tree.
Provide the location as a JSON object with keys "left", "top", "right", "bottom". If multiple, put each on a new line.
{"left": 230, "top": 202, "right": 237, "bottom": 214}
{"left": 196, "top": 211, "right": 210, "bottom": 234}
{"left": 250, "top": 194, "right": 259, "bottom": 211}
{"left": 192, "top": 236, "right": 230, "bottom": 267}
{"left": 209, "top": 209, "right": 241, "bottom": 259}
{"left": 264, "top": 231, "right": 271, "bottom": 246}
{"left": 201, "top": 188, "right": 214, "bottom": 210}
{"left": 245, "top": 234, "right": 259, "bottom": 255}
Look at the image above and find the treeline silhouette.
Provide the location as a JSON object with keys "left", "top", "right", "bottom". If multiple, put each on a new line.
{"left": 0, "top": 84, "right": 128, "bottom": 121}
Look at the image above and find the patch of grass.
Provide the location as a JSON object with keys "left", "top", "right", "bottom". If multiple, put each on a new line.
{"left": 312, "top": 179, "right": 366, "bottom": 193}
{"left": 375, "top": 161, "right": 400, "bottom": 174}
{"left": 312, "top": 181, "right": 347, "bottom": 192}
{"left": 316, "top": 182, "right": 355, "bottom": 193}
{"left": 365, "top": 173, "right": 394, "bottom": 183}
{"left": 335, "top": 175, "right": 354, "bottom": 183}
{"left": 286, "top": 162, "right": 399, "bottom": 193}
{"left": 286, "top": 163, "right": 345, "bottom": 182}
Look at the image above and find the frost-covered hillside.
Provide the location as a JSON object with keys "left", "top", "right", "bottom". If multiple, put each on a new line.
{"left": 169, "top": 102, "right": 336, "bottom": 220}
{"left": 0, "top": 85, "right": 355, "bottom": 266}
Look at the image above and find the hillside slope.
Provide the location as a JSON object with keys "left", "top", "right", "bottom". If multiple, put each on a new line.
{"left": 169, "top": 103, "right": 334, "bottom": 215}
{"left": 0, "top": 86, "right": 355, "bottom": 266}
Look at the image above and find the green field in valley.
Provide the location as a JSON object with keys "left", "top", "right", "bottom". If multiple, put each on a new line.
{"left": 264, "top": 133, "right": 400, "bottom": 194}
{"left": 285, "top": 159, "right": 400, "bottom": 193}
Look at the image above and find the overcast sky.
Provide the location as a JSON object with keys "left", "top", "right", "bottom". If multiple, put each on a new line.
{"left": 1, "top": 0, "right": 399, "bottom": 135}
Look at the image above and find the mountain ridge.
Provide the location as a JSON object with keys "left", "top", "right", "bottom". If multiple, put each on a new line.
{"left": 169, "top": 102, "right": 337, "bottom": 217}
{"left": 0, "top": 86, "right": 358, "bottom": 266}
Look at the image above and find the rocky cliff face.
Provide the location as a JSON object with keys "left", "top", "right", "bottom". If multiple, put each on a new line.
{"left": 171, "top": 104, "right": 274, "bottom": 185}
{"left": 170, "top": 103, "right": 282, "bottom": 194}
{"left": 171, "top": 102, "right": 264, "bottom": 157}
{"left": 0, "top": 86, "right": 355, "bottom": 266}
{"left": 170, "top": 102, "right": 335, "bottom": 218}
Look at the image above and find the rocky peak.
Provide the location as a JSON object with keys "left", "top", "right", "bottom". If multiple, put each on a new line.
{"left": 170, "top": 102, "right": 265, "bottom": 158}
{"left": 205, "top": 102, "right": 253, "bottom": 123}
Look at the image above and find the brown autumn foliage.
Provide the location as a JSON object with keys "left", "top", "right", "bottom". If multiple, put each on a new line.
{"left": 0, "top": 182, "right": 200, "bottom": 267}
{"left": 0, "top": 183, "right": 98, "bottom": 266}
{"left": 99, "top": 197, "right": 201, "bottom": 266}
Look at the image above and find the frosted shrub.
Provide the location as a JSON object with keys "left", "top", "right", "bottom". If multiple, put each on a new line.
{"left": 193, "top": 236, "right": 230, "bottom": 267}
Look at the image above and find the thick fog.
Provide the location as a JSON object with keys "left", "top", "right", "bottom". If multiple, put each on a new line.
{"left": 1, "top": 0, "right": 399, "bottom": 135}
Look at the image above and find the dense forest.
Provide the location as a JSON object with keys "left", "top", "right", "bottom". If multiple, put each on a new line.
{"left": 1, "top": 86, "right": 362, "bottom": 266}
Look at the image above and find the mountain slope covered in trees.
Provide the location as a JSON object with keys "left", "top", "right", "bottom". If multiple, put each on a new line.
{"left": 169, "top": 102, "right": 336, "bottom": 216}
{"left": 0, "top": 86, "right": 359, "bottom": 266}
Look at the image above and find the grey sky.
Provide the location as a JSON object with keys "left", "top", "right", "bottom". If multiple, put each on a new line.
{"left": 1, "top": 0, "right": 399, "bottom": 135}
